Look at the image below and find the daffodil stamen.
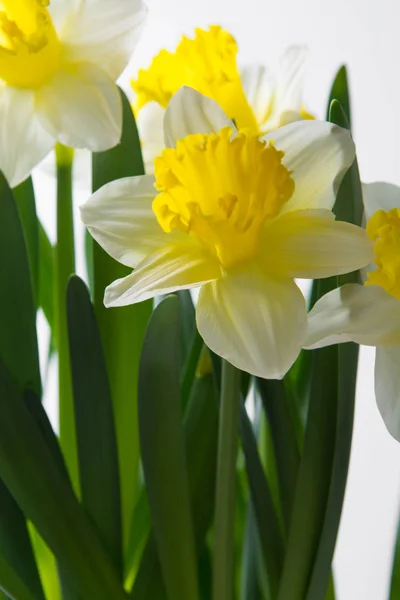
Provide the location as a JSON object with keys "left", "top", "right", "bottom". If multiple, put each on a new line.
{"left": 0, "top": 0, "right": 60, "bottom": 87}
{"left": 132, "top": 26, "right": 259, "bottom": 133}
{"left": 153, "top": 127, "right": 294, "bottom": 270}
{"left": 366, "top": 208, "right": 400, "bottom": 299}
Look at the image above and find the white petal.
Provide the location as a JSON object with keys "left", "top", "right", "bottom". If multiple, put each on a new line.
{"left": 362, "top": 181, "right": 400, "bottom": 222}
{"left": 0, "top": 86, "right": 54, "bottom": 188}
{"left": 164, "top": 87, "right": 234, "bottom": 148}
{"left": 240, "top": 65, "right": 274, "bottom": 127}
{"left": 375, "top": 346, "right": 400, "bottom": 441}
{"left": 105, "top": 243, "right": 221, "bottom": 307}
{"left": 196, "top": 269, "right": 307, "bottom": 379}
{"left": 261, "top": 209, "right": 374, "bottom": 279}
{"left": 136, "top": 101, "right": 165, "bottom": 173}
{"left": 275, "top": 45, "right": 308, "bottom": 112}
{"left": 263, "top": 120, "right": 355, "bottom": 214}
{"left": 57, "top": 0, "right": 147, "bottom": 80}
{"left": 36, "top": 63, "right": 122, "bottom": 151}
{"left": 80, "top": 175, "right": 180, "bottom": 268}
{"left": 305, "top": 283, "right": 400, "bottom": 349}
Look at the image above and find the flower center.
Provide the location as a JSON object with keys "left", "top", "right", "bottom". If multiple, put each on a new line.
{"left": 0, "top": 0, "right": 60, "bottom": 88}
{"left": 153, "top": 127, "right": 295, "bottom": 270}
{"left": 132, "top": 26, "right": 259, "bottom": 134}
{"left": 366, "top": 208, "right": 400, "bottom": 299}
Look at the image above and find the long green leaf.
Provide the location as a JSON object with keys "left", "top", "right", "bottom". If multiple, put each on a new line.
{"left": 13, "top": 178, "right": 39, "bottom": 304}
{"left": 67, "top": 275, "right": 122, "bottom": 577}
{"left": 0, "top": 358, "right": 129, "bottom": 600}
{"left": 304, "top": 99, "right": 361, "bottom": 600}
{"left": 131, "top": 369, "right": 219, "bottom": 599}
{"left": 257, "top": 379, "right": 300, "bottom": 533}
{"left": 239, "top": 404, "right": 284, "bottom": 599}
{"left": 278, "top": 96, "right": 360, "bottom": 600}
{"left": 0, "top": 171, "right": 40, "bottom": 395}
{"left": 0, "top": 482, "right": 45, "bottom": 600}
{"left": 91, "top": 88, "right": 152, "bottom": 549}
{"left": 138, "top": 296, "right": 199, "bottom": 600}
{"left": 0, "top": 556, "right": 40, "bottom": 600}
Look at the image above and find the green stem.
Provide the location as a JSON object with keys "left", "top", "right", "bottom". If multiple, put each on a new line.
{"left": 213, "top": 360, "right": 240, "bottom": 600}
{"left": 54, "top": 144, "right": 79, "bottom": 494}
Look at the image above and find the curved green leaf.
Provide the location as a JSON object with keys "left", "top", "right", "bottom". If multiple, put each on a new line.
{"left": 138, "top": 296, "right": 199, "bottom": 600}
{"left": 0, "top": 358, "right": 128, "bottom": 600}
{"left": 0, "top": 171, "right": 40, "bottom": 396}
{"left": 239, "top": 403, "right": 284, "bottom": 599}
{"left": 326, "top": 66, "right": 351, "bottom": 127}
{"left": 38, "top": 222, "right": 55, "bottom": 331}
{"left": 13, "top": 178, "right": 38, "bottom": 304}
{"left": 67, "top": 275, "right": 122, "bottom": 577}
{"left": 0, "top": 556, "right": 40, "bottom": 600}
{"left": 91, "top": 88, "right": 152, "bottom": 550}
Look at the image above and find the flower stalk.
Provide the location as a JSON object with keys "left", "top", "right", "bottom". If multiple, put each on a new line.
{"left": 54, "top": 143, "right": 79, "bottom": 493}
{"left": 213, "top": 359, "right": 241, "bottom": 600}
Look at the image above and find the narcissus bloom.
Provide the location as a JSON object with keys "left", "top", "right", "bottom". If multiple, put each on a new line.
{"left": 81, "top": 87, "right": 373, "bottom": 379}
{"left": 131, "top": 26, "right": 312, "bottom": 170}
{"left": 306, "top": 182, "right": 400, "bottom": 440}
{"left": 0, "top": 0, "right": 147, "bottom": 187}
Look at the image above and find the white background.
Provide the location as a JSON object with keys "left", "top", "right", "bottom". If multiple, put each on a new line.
{"left": 36, "top": 0, "right": 400, "bottom": 598}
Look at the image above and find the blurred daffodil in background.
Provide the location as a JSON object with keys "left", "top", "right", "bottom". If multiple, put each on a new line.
{"left": 306, "top": 181, "right": 400, "bottom": 440}
{"left": 81, "top": 86, "right": 373, "bottom": 379}
{"left": 131, "top": 25, "right": 313, "bottom": 171}
{"left": 0, "top": 0, "right": 147, "bottom": 187}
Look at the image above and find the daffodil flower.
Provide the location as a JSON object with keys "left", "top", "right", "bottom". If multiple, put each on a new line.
{"left": 81, "top": 87, "right": 373, "bottom": 379}
{"left": 0, "top": 0, "right": 147, "bottom": 187}
{"left": 306, "top": 181, "right": 400, "bottom": 440}
{"left": 131, "top": 25, "right": 312, "bottom": 171}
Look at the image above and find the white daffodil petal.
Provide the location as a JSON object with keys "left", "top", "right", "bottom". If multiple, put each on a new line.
{"left": 263, "top": 120, "right": 355, "bottom": 214}
{"left": 362, "top": 181, "right": 400, "bottom": 222}
{"left": 305, "top": 283, "right": 400, "bottom": 349}
{"left": 240, "top": 65, "right": 274, "bottom": 128}
{"left": 104, "top": 244, "right": 221, "bottom": 307}
{"left": 36, "top": 63, "right": 122, "bottom": 151}
{"left": 58, "top": 0, "right": 147, "bottom": 80}
{"left": 275, "top": 45, "right": 308, "bottom": 112}
{"left": 0, "top": 86, "right": 54, "bottom": 188}
{"left": 80, "top": 175, "right": 181, "bottom": 268}
{"left": 262, "top": 209, "right": 374, "bottom": 279}
{"left": 136, "top": 102, "right": 165, "bottom": 173}
{"left": 196, "top": 270, "right": 307, "bottom": 379}
{"left": 375, "top": 346, "right": 400, "bottom": 441}
{"left": 164, "top": 87, "right": 234, "bottom": 148}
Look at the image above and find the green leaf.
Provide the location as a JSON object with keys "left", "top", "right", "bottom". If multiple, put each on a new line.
{"left": 304, "top": 99, "right": 361, "bottom": 600}
{"left": 38, "top": 222, "right": 55, "bottom": 331}
{"left": 0, "top": 171, "right": 40, "bottom": 396}
{"left": 278, "top": 91, "right": 360, "bottom": 600}
{"left": 0, "top": 358, "right": 129, "bottom": 600}
{"left": 257, "top": 379, "right": 300, "bottom": 532}
{"left": 276, "top": 340, "right": 339, "bottom": 600}
{"left": 0, "top": 556, "right": 41, "bottom": 600}
{"left": 67, "top": 275, "right": 122, "bottom": 577}
{"left": 13, "top": 178, "right": 39, "bottom": 304}
{"left": 131, "top": 367, "right": 219, "bottom": 599}
{"left": 326, "top": 66, "right": 351, "bottom": 127}
{"left": 138, "top": 296, "right": 200, "bottom": 600}
{"left": 0, "top": 481, "right": 45, "bottom": 600}
{"left": 239, "top": 404, "right": 284, "bottom": 599}
{"left": 91, "top": 88, "right": 152, "bottom": 550}
{"left": 240, "top": 503, "right": 264, "bottom": 600}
